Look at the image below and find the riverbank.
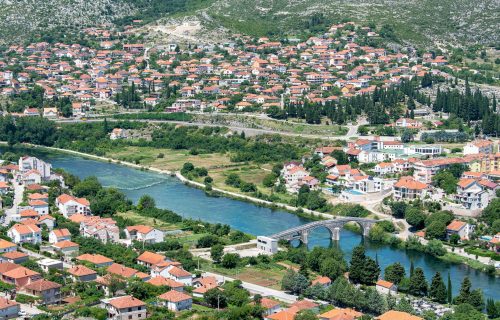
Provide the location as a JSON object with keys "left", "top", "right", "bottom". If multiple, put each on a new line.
{"left": 1, "top": 142, "right": 341, "bottom": 222}
{"left": 3, "top": 143, "right": 498, "bottom": 276}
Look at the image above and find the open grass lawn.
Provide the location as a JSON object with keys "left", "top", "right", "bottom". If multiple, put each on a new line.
{"left": 116, "top": 210, "right": 179, "bottom": 230}
{"left": 256, "top": 118, "right": 347, "bottom": 136}
{"left": 196, "top": 164, "right": 296, "bottom": 204}
{"left": 204, "top": 263, "right": 287, "bottom": 290}
{"left": 106, "top": 146, "right": 235, "bottom": 171}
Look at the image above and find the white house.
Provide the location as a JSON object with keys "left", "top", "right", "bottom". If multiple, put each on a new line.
{"left": 103, "top": 296, "right": 146, "bottom": 320}
{"left": 446, "top": 220, "right": 474, "bottom": 241}
{"left": 80, "top": 216, "right": 119, "bottom": 243}
{"left": 0, "top": 239, "right": 17, "bottom": 254}
{"left": 18, "top": 156, "right": 51, "bottom": 179}
{"left": 158, "top": 290, "right": 192, "bottom": 311}
{"left": 28, "top": 200, "right": 49, "bottom": 215}
{"left": 56, "top": 194, "right": 91, "bottom": 218}
{"left": 152, "top": 263, "right": 193, "bottom": 286}
{"left": 48, "top": 229, "right": 71, "bottom": 244}
{"left": 455, "top": 178, "right": 490, "bottom": 210}
{"left": 125, "top": 225, "right": 164, "bottom": 244}
{"left": 463, "top": 140, "right": 494, "bottom": 155}
{"left": 376, "top": 279, "right": 398, "bottom": 295}
{"left": 7, "top": 224, "right": 42, "bottom": 244}
{"left": 393, "top": 176, "right": 428, "bottom": 201}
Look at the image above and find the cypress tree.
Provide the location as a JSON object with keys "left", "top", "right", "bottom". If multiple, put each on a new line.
{"left": 429, "top": 272, "right": 447, "bottom": 303}
{"left": 409, "top": 267, "right": 427, "bottom": 297}
{"left": 410, "top": 260, "right": 414, "bottom": 277}
{"left": 447, "top": 273, "right": 452, "bottom": 303}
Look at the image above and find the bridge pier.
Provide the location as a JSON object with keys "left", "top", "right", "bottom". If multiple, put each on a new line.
{"left": 300, "top": 230, "right": 309, "bottom": 245}
{"left": 363, "top": 224, "right": 371, "bottom": 237}
{"left": 330, "top": 227, "right": 340, "bottom": 241}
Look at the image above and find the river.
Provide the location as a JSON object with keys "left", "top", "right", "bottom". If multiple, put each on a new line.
{"left": 4, "top": 147, "right": 499, "bottom": 300}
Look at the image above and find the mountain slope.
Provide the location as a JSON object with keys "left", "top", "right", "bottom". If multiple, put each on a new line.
{"left": 1, "top": 0, "right": 498, "bottom": 47}
{"left": 198, "top": 0, "right": 500, "bottom": 46}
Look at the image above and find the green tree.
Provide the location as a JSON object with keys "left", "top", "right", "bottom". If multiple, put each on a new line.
{"left": 409, "top": 267, "right": 428, "bottom": 297}
{"left": 429, "top": 272, "right": 447, "bottom": 303}
{"left": 281, "top": 269, "right": 310, "bottom": 295}
{"left": 486, "top": 298, "right": 499, "bottom": 319}
{"left": 384, "top": 262, "right": 406, "bottom": 285}
{"left": 221, "top": 253, "right": 240, "bottom": 269}
{"left": 320, "top": 258, "right": 344, "bottom": 281}
{"left": 405, "top": 207, "right": 426, "bottom": 229}
{"left": 137, "top": 195, "right": 156, "bottom": 211}
{"left": 455, "top": 277, "right": 472, "bottom": 305}
{"left": 210, "top": 244, "right": 224, "bottom": 263}
{"left": 349, "top": 245, "right": 379, "bottom": 285}
{"left": 447, "top": 272, "right": 453, "bottom": 303}
{"left": 204, "top": 288, "right": 227, "bottom": 309}
{"left": 426, "top": 220, "right": 447, "bottom": 240}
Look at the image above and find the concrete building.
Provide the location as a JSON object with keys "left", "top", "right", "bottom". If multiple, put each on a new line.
{"left": 18, "top": 156, "right": 51, "bottom": 179}
{"left": 257, "top": 236, "right": 278, "bottom": 254}
{"left": 103, "top": 295, "right": 146, "bottom": 320}
{"left": 0, "top": 298, "right": 20, "bottom": 319}
{"left": 23, "top": 279, "right": 62, "bottom": 305}
{"left": 158, "top": 290, "right": 192, "bottom": 311}
{"left": 376, "top": 279, "right": 397, "bottom": 295}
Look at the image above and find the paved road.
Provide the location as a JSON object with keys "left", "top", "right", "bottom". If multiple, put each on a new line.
{"left": 56, "top": 117, "right": 362, "bottom": 140}
{"left": 202, "top": 271, "right": 298, "bottom": 303}
{"left": 4, "top": 176, "right": 24, "bottom": 226}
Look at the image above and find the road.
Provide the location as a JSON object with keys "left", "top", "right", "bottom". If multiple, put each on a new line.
{"left": 4, "top": 176, "right": 24, "bottom": 226}
{"left": 202, "top": 271, "right": 298, "bottom": 303}
{"left": 56, "top": 115, "right": 363, "bottom": 140}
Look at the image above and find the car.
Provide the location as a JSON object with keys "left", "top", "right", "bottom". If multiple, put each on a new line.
{"left": 18, "top": 310, "right": 27, "bottom": 316}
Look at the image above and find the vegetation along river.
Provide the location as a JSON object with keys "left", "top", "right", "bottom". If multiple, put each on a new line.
{"left": 4, "top": 147, "right": 498, "bottom": 300}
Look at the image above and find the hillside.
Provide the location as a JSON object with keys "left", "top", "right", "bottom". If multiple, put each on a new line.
{"left": 1, "top": 0, "right": 499, "bottom": 47}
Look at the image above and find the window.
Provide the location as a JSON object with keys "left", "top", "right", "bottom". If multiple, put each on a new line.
{"left": 129, "top": 316, "right": 132, "bottom": 320}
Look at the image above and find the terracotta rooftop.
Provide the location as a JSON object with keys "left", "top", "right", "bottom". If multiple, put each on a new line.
{"left": 68, "top": 265, "right": 96, "bottom": 277}
{"left": 158, "top": 290, "right": 192, "bottom": 302}
{"left": 24, "top": 279, "right": 61, "bottom": 291}
{"left": 108, "top": 295, "right": 145, "bottom": 309}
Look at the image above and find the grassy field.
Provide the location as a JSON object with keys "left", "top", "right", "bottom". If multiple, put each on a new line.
{"left": 106, "top": 146, "right": 235, "bottom": 171}
{"left": 194, "top": 164, "right": 297, "bottom": 204}
{"left": 116, "top": 210, "right": 179, "bottom": 230}
{"left": 203, "top": 263, "right": 288, "bottom": 290}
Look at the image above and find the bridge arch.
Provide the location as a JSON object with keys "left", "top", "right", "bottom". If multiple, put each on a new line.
{"left": 268, "top": 217, "right": 377, "bottom": 246}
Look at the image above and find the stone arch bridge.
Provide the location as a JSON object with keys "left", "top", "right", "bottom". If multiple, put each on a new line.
{"left": 269, "top": 217, "right": 378, "bottom": 245}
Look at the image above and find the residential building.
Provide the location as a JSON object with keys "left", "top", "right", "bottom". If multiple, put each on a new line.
{"left": 158, "top": 290, "right": 192, "bottom": 311}
{"left": 48, "top": 228, "right": 71, "bottom": 244}
{"left": 311, "top": 276, "right": 332, "bottom": 288}
{"left": 37, "top": 258, "right": 64, "bottom": 273}
{"left": 0, "top": 298, "right": 20, "bottom": 319}
{"left": 393, "top": 176, "right": 428, "bottom": 201}
{"left": 56, "top": 194, "right": 91, "bottom": 218}
{"left": 259, "top": 298, "right": 282, "bottom": 316}
{"left": 137, "top": 251, "right": 166, "bottom": 268}
{"left": 446, "top": 220, "right": 474, "bottom": 241}
{"left": 1, "top": 251, "right": 28, "bottom": 264}
{"left": 103, "top": 295, "right": 146, "bottom": 320}
{"left": 76, "top": 253, "right": 114, "bottom": 268}
{"left": 18, "top": 156, "right": 51, "bottom": 179}
{"left": 319, "top": 308, "right": 363, "bottom": 320}
{"left": 80, "top": 216, "right": 119, "bottom": 243}
{"left": 455, "top": 179, "right": 490, "bottom": 210}
{"left": 107, "top": 263, "right": 150, "bottom": 281}
{"left": 0, "top": 239, "right": 17, "bottom": 254}
{"left": 52, "top": 240, "right": 79, "bottom": 256}
{"left": 125, "top": 225, "right": 164, "bottom": 244}
{"left": 463, "top": 140, "right": 494, "bottom": 155}
{"left": 376, "top": 279, "right": 397, "bottom": 295}
{"left": 147, "top": 276, "right": 184, "bottom": 292}
{"left": 7, "top": 224, "right": 41, "bottom": 244}
{"left": 376, "top": 310, "right": 423, "bottom": 320}
{"left": 67, "top": 265, "right": 97, "bottom": 282}
{"left": 154, "top": 264, "right": 193, "bottom": 286}
{"left": 2, "top": 266, "right": 41, "bottom": 288}
{"left": 23, "top": 279, "right": 62, "bottom": 305}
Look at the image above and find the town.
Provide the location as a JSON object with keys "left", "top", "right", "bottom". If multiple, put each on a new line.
{"left": 0, "top": 16, "right": 498, "bottom": 320}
